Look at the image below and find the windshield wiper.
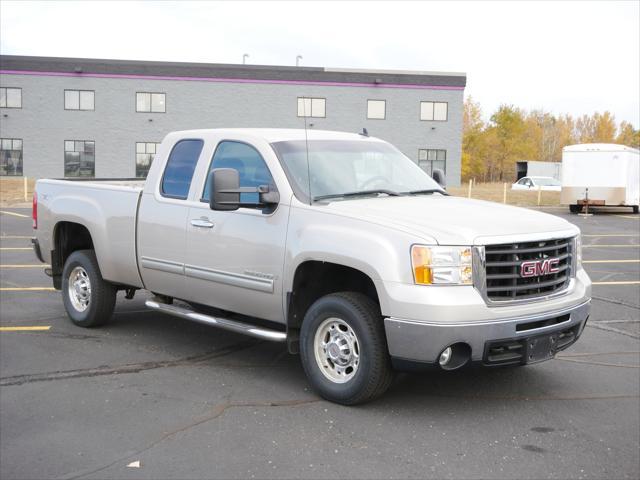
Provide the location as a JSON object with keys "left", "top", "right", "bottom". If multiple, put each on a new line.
{"left": 313, "top": 189, "right": 401, "bottom": 201}
{"left": 404, "top": 188, "right": 449, "bottom": 196}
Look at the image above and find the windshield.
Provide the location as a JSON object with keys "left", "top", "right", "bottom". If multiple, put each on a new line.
{"left": 532, "top": 177, "right": 560, "bottom": 186}
{"left": 271, "top": 139, "right": 444, "bottom": 201}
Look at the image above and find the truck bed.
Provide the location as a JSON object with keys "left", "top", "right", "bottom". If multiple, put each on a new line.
{"left": 35, "top": 178, "right": 145, "bottom": 288}
{"left": 46, "top": 178, "right": 145, "bottom": 190}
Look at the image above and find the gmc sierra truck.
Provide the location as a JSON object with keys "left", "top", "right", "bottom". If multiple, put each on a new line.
{"left": 32, "top": 129, "right": 591, "bottom": 405}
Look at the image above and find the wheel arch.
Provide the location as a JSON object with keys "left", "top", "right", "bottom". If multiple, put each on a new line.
{"left": 285, "top": 259, "right": 382, "bottom": 353}
{"left": 51, "top": 221, "right": 95, "bottom": 289}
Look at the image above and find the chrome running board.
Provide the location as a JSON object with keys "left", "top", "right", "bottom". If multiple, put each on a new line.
{"left": 145, "top": 299, "right": 287, "bottom": 342}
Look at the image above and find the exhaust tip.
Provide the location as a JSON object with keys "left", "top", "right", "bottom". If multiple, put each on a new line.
{"left": 438, "top": 343, "right": 471, "bottom": 370}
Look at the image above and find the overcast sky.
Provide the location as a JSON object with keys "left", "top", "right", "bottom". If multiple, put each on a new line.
{"left": 1, "top": 1, "right": 638, "bottom": 127}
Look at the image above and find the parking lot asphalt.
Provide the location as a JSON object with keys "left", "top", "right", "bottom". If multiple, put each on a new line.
{"left": 1, "top": 206, "right": 638, "bottom": 479}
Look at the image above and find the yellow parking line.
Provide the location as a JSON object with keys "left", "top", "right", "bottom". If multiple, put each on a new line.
{"left": 583, "top": 259, "right": 640, "bottom": 264}
{"left": 0, "top": 287, "right": 55, "bottom": 291}
{"left": 583, "top": 244, "right": 640, "bottom": 248}
{"left": 0, "top": 236, "right": 32, "bottom": 239}
{"left": 0, "top": 247, "right": 32, "bottom": 251}
{"left": 0, "top": 264, "right": 49, "bottom": 268}
{"left": 0, "top": 326, "right": 51, "bottom": 332}
{"left": 614, "top": 215, "right": 639, "bottom": 219}
{"left": 0, "top": 210, "right": 29, "bottom": 218}
{"left": 592, "top": 281, "right": 640, "bottom": 285}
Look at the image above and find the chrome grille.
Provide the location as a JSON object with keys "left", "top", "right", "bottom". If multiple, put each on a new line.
{"left": 483, "top": 238, "right": 573, "bottom": 302}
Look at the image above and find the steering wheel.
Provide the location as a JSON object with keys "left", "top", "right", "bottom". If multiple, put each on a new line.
{"left": 360, "top": 176, "right": 389, "bottom": 190}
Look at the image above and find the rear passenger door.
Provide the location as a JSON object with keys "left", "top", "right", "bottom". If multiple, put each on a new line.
{"left": 184, "top": 140, "right": 289, "bottom": 322}
{"left": 137, "top": 139, "right": 204, "bottom": 299}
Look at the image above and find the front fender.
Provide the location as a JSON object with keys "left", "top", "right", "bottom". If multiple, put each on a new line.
{"left": 284, "top": 206, "right": 419, "bottom": 313}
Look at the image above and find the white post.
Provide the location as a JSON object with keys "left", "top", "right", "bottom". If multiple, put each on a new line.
{"left": 537, "top": 185, "right": 542, "bottom": 206}
{"left": 467, "top": 179, "right": 472, "bottom": 199}
{"left": 23, "top": 177, "right": 28, "bottom": 202}
{"left": 503, "top": 183, "right": 507, "bottom": 204}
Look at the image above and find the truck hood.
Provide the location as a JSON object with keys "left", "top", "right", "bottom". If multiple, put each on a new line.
{"left": 321, "top": 195, "right": 578, "bottom": 245}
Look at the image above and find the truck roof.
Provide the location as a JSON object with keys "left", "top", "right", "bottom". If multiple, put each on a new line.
{"left": 563, "top": 143, "right": 639, "bottom": 153}
{"left": 164, "top": 128, "right": 386, "bottom": 144}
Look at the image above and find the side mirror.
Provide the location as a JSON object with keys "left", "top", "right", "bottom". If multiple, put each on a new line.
{"left": 208, "top": 168, "right": 280, "bottom": 211}
{"left": 209, "top": 168, "right": 240, "bottom": 211}
{"left": 432, "top": 169, "right": 446, "bottom": 189}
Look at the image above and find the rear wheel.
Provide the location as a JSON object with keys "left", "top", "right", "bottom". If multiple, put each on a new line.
{"left": 632, "top": 206, "right": 639, "bottom": 214}
{"left": 62, "top": 250, "right": 116, "bottom": 327}
{"left": 299, "top": 292, "right": 393, "bottom": 405}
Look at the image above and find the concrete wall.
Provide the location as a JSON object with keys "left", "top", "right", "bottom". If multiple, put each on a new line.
{"left": 0, "top": 73, "right": 463, "bottom": 186}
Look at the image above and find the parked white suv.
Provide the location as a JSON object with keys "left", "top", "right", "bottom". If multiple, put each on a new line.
{"left": 512, "top": 176, "right": 562, "bottom": 191}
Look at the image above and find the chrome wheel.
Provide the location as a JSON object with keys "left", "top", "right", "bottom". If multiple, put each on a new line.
{"left": 314, "top": 317, "right": 360, "bottom": 383}
{"left": 68, "top": 266, "right": 91, "bottom": 312}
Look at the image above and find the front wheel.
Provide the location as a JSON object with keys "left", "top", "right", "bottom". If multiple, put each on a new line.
{"left": 299, "top": 292, "right": 393, "bottom": 405}
{"left": 569, "top": 204, "right": 581, "bottom": 214}
{"left": 61, "top": 250, "right": 116, "bottom": 327}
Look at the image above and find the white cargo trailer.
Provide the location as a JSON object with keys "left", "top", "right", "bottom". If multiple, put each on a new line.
{"left": 561, "top": 143, "right": 639, "bottom": 213}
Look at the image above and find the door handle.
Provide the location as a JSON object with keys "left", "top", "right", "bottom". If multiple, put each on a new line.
{"left": 190, "top": 219, "right": 215, "bottom": 228}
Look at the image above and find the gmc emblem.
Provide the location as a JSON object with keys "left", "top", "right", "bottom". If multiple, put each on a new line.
{"left": 520, "top": 258, "right": 560, "bottom": 278}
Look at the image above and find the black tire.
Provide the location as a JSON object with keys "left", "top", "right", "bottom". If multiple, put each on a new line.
{"left": 569, "top": 204, "right": 581, "bottom": 214}
{"left": 299, "top": 292, "right": 393, "bottom": 405}
{"left": 632, "top": 206, "right": 639, "bottom": 214}
{"left": 61, "top": 250, "right": 116, "bottom": 327}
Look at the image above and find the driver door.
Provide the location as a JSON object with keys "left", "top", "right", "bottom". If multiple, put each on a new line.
{"left": 184, "top": 140, "right": 289, "bottom": 322}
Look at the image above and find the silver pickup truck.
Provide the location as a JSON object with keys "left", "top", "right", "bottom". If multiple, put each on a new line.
{"left": 32, "top": 129, "right": 591, "bottom": 404}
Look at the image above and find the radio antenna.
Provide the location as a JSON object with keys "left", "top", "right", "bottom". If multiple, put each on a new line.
{"left": 302, "top": 97, "right": 312, "bottom": 205}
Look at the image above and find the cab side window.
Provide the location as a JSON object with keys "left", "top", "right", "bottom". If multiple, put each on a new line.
{"left": 202, "top": 141, "right": 275, "bottom": 205}
{"left": 161, "top": 139, "right": 204, "bottom": 199}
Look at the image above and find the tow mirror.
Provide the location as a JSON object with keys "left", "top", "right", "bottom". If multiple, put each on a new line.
{"left": 432, "top": 168, "right": 446, "bottom": 189}
{"left": 209, "top": 168, "right": 240, "bottom": 211}
{"left": 209, "top": 168, "right": 280, "bottom": 211}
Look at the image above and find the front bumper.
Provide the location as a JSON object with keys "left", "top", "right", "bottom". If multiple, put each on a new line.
{"left": 384, "top": 299, "right": 590, "bottom": 365}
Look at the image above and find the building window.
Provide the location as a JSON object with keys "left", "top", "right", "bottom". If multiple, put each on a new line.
{"left": 137, "top": 92, "right": 166, "bottom": 113}
{"left": 367, "top": 100, "right": 386, "bottom": 120}
{"left": 0, "top": 138, "right": 23, "bottom": 176}
{"left": 418, "top": 149, "right": 446, "bottom": 175}
{"left": 0, "top": 87, "right": 22, "bottom": 108}
{"left": 64, "top": 90, "right": 95, "bottom": 110}
{"left": 64, "top": 140, "right": 95, "bottom": 177}
{"left": 161, "top": 139, "right": 204, "bottom": 199}
{"left": 297, "top": 97, "right": 325, "bottom": 118}
{"left": 420, "top": 101, "right": 448, "bottom": 121}
{"left": 136, "top": 142, "right": 160, "bottom": 178}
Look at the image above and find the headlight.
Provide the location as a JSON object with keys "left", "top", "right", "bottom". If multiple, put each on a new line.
{"left": 573, "top": 234, "right": 582, "bottom": 274}
{"left": 411, "top": 245, "right": 473, "bottom": 285}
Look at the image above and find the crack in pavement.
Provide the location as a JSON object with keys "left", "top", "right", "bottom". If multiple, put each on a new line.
{"left": 61, "top": 397, "right": 320, "bottom": 480}
{"left": 0, "top": 340, "right": 260, "bottom": 386}
{"left": 592, "top": 295, "right": 640, "bottom": 310}
{"left": 556, "top": 357, "right": 640, "bottom": 369}
{"left": 557, "top": 351, "right": 640, "bottom": 357}
{"left": 587, "top": 322, "right": 640, "bottom": 339}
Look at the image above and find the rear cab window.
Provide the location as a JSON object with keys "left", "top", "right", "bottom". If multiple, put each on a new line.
{"left": 161, "top": 139, "right": 204, "bottom": 199}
